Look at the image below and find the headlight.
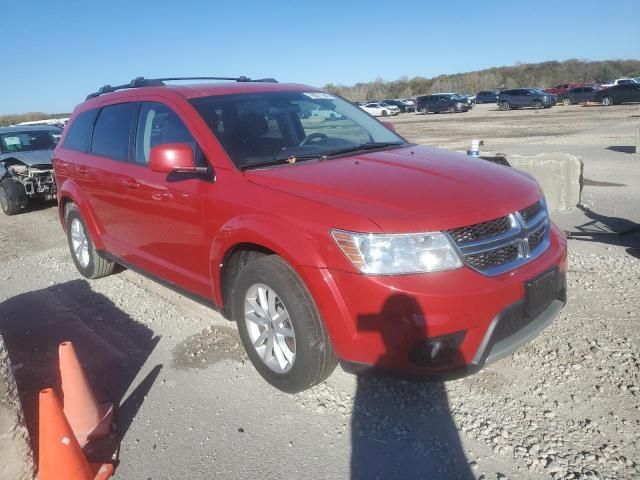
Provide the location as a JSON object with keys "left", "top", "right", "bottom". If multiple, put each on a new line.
{"left": 331, "top": 230, "right": 463, "bottom": 275}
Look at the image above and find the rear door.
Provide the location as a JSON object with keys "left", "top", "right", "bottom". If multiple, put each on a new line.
{"left": 628, "top": 84, "right": 640, "bottom": 102}
{"left": 84, "top": 102, "right": 139, "bottom": 251}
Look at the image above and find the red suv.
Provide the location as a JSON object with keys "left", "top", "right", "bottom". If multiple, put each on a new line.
{"left": 53, "top": 77, "right": 567, "bottom": 392}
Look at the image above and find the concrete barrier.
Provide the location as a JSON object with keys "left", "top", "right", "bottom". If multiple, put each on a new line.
{"left": 480, "top": 152, "right": 583, "bottom": 213}
{"left": 0, "top": 336, "right": 34, "bottom": 480}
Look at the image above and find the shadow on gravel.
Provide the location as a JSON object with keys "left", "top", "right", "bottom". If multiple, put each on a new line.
{"left": 351, "top": 295, "right": 473, "bottom": 480}
{"left": 566, "top": 205, "right": 640, "bottom": 256}
{"left": 0, "top": 279, "right": 161, "bottom": 468}
{"left": 605, "top": 145, "right": 636, "bottom": 154}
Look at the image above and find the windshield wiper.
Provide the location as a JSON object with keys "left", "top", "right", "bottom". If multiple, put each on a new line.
{"left": 320, "top": 142, "right": 405, "bottom": 157}
{"left": 240, "top": 154, "right": 325, "bottom": 170}
{"left": 240, "top": 142, "right": 405, "bottom": 170}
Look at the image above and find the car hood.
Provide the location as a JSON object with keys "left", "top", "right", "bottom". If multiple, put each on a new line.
{"left": 244, "top": 145, "right": 541, "bottom": 232}
{"left": 0, "top": 149, "right": 54, "bottom": 166}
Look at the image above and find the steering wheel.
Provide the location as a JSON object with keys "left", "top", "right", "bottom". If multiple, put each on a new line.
{"left": 299, "top": 133, "right": 328, "bottom": 146}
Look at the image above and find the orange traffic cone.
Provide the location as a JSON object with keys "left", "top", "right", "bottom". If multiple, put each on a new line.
{"left": 59, "top": 341, "right": 114, "bottom": 446}
{"left": 39, "top": 388, "right": 114, "bottom": 480}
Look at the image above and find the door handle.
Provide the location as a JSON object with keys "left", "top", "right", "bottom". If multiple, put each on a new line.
{"left": 123, "top": 179, "right": 140, "bottom": 189}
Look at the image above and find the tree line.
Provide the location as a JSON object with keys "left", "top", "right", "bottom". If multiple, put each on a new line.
{"left": 0, "top": 112, "right": 70, "bottom": 127}
{"left": 324, "top": 59, "right": 640, "bottom": 101}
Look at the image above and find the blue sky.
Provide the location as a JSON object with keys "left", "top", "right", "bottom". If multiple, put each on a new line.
{"left": 1, "top": 0, "right": 639, "bottom": 114}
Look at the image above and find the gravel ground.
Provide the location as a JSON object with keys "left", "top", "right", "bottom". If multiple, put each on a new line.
{"left": 0, "top": 103, "right": 638, "bottom": 480}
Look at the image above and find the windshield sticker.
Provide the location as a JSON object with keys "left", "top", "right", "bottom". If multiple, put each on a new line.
{"left": 3, "top": 136, "right": 21, "bottom": 147}
{"left": 303, "top": 92, "right": 335, "bottom": 100}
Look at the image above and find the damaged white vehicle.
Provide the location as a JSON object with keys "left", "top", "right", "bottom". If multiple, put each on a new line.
{"left": 0, "top": 126, "right": 61, "bottom": 215}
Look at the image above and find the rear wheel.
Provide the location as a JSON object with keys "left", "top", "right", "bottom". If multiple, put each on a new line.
{"left": 65, "top": 204, "right": 115, "bottom": 279}
{"left": 602, "top": 96, "right": 614, "bottom": 106}
{"left": 562, "top": 97, "right": 571, "bottom": 106}
{"left": 0, "top": 179, "right": 27, "bottom": 215}
{"left": 233, "top": 255, "right": 337, "bottom": 393}
{"left": 499, "top": 101, "right": 511, "bottom": 111}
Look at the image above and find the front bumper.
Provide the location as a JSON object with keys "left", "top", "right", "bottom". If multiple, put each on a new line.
{"left": 298, "top": 224, "right": 567, "bottom": 379}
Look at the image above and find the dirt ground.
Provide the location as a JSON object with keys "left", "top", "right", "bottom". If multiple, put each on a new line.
{"left": 0, "top": 102, "right": 639, "bottom": 480}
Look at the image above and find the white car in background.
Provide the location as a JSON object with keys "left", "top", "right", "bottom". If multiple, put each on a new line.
{"left": 359, "top": 102, "right": 398, "bottom": 117}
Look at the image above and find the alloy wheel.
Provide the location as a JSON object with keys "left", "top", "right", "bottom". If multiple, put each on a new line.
{"left": 244, "top": 283, "right": 296, "bottom": 373}
{"left": 0, "top": 187, "right": 7, "bottom": 212}
{"left": 70, "top": 218, "right": 90, "bottom": 268}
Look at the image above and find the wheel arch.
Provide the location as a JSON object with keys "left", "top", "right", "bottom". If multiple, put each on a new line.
{"left": 209, "top": 215, "right": 327, "bottom": 311}
{"left": 57, "top": 179, "right": 105, "bottom": 250}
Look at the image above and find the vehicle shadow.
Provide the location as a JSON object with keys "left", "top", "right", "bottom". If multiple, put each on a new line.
{"left": 351, "top": 294, "right": 473, "bottom": 479}
{"left": 605, "top": 145, "right": 636, "bottom": 154}
{"left": 0, "top": 279, "right": 161, "bottom": 467}
{"left": 566, "top": 205, "right": 640, "bottom": 257}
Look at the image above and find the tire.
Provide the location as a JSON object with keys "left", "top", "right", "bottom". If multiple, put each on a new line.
{"left": 420, "top": 107, "right": 428, "bottom": 114}
{"left": 381, "top": 110, "right": 388, "bottom": 116}
{"left": 499, "top": 101, "right": 511, "bottom": 111}
{"left": 448, "top": 105, "right": 456, "bottom": 113}
{"left": 0, "top": 179, "right": 27, "bottom": 215}
{"left": 602, "top": 96, "right": 614, "bottom": 106}
{"left": 232, "top": 255, "right": 337, "bottom": 393}
{"left": 562, "top": 97, "right": 571, "bottom": 106}
{"left": 533, "top": 100, "right": 543, "bottom": 110}
{"left": 65, "top": 204, "right": 115, "bottom": 279}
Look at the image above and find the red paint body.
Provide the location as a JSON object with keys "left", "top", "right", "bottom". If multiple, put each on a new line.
{"left": 53, "top": 82, "right": 567, "bottom": 375}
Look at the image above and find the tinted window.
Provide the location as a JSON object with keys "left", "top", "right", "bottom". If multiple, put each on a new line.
{"left": 63, "top": 109, "right": 98, "bottom": 152}
{"left": 91, "top": 103, "right": 138, "bottom": 161}
{"left": 135, "top": 102, "right": 198, "bottom": 165}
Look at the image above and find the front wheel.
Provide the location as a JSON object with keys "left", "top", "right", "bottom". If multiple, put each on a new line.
{"left": 499, "top": 101, "right": 511, "bottom": 111}
{"left": 0, "top": 179, "right": 27, "bottom": 215}
{"left": 602, "top": 96, "right": 614, "bottom": 106}
{"left": 448, "top": 105, "right": 456, "bottom": 113}
{"left": 233, "top": 255, "right": 337, "bottom": 393}
{"left": 420, "top": 107, "right": 428, "bottom": 114}
{"left": 65, "top": 204, "right": 115, "bottom": 279}
{"left": 562, "top": 97, "right": 571, "bottom": 106}
{"left": 533, "top": 100, "right": 543, "bottom": 110}
{"left": 381, "top": 110, "right": 388, "bottom": 116}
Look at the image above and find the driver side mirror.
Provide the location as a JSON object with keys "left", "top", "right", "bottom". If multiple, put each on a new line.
{"left": 149, "top": 143, "right": 208, "bottom": 175}
{"left": 381, "top": 121, "right": 396, "bottom": 132}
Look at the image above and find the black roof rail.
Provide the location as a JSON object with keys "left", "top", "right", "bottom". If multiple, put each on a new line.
{"left": 85, "top": 76, "right": 278, "bottom": 100}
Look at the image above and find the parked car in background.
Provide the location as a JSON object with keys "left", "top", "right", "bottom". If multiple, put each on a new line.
{"left": 382, "top": 99, "right": 415, "bottom": 112}
{"left": 378, "top": 102, "right": 401, "bottom": 115}
{"left": 359, "top": 102, "right": 398, "bottom": 116}
{"left": 560, "top": 86, "right": 600, "bottom": 105}
{"left": 544, "top": 83, "right": 587, "bottom": 96}
{"left": 53, "top": 76, "right": 567, "bottom": 392}
{"left": 0, "top": 126, "right": 61, "bottom": 215}
{"left": 594, "top": 83, "right": 640, "bottom": 105}
{"left": 416, "top": 94, "right": 470, "bottom": 114}
{"left": 600, "top": 78, "right": 639, "bottom": 87}
{"left": 475, "top": 91, "right": 499, "bottom": 103}
{"left": 497, "top": 89, "right": 556, "bottom": 110}
{"left": 300, "top": 104, "right": 345, "bottom": 121}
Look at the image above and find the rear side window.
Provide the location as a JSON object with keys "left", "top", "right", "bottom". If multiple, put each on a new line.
{"left": 91, "top": 103, "right": 138, "bottom": 161}
{"left": 63, "top": 109, "right": 98, "bottom": 152}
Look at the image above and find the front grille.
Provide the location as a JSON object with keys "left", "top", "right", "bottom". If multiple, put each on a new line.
{"left": 519, "top": 201, "right": 542, "bottom": 223}
{"left": 528, "top": 225, "right": 546, "bottom": 251}
{"left": 448, "top": 216, "right": 512, "bottom": 244}
{"left": 466, "top": 245, "right": 519, "bottom": 271}
{"left": 447, "top": 199, "right": 550, "bottom": 276}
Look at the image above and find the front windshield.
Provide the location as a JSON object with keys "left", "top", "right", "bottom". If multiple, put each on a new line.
{"left": 189, "top": 91, "right": 406, "bottom": 169}
{"left": 0, "top": 129, "right": 60, "bottom": 154}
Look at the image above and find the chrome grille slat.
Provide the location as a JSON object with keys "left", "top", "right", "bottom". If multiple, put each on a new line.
{"left": 447, "top": 199, "right": 551, "bottom": 276}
